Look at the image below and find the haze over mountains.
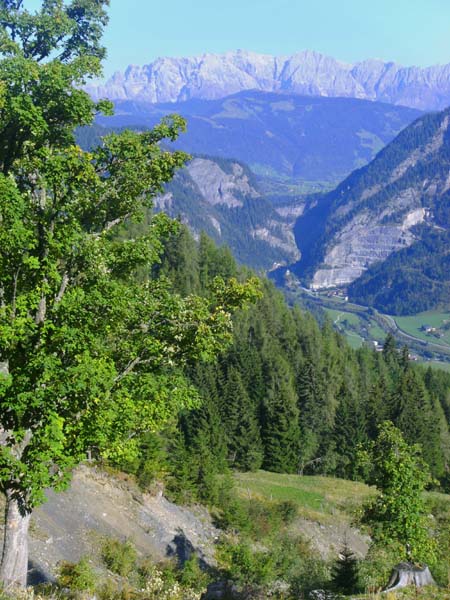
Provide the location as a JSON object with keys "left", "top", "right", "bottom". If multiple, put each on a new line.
{"left": 87, "top": 50, "right": 450, "bottom": 111}
{"left": 97, "top": 92, "right": 421, "bottom": 184}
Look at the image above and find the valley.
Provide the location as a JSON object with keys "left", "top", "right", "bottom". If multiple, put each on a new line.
{"left": 286, "top": 284, "right": 450, "bottom": 365}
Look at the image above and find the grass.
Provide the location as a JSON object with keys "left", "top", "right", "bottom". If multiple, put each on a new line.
{"left": 234, "top": 470, "right": 374, "bottom": 523}
{"left": 418, "top": 360, "right": 450, "bottom": 373}
{"left": 395, "top": 311, "right": 450, "bottom": 347}
{"left": 324, "top": 308, "right": 366, "bottom": 349}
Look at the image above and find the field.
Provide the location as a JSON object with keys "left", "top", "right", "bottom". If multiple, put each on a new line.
{"left": 395, "top": 311, "right": 450, "bottom": 348}
{"left": 324, "top": 307, "right": 386, "bottom": 350}
{"left": 234, "top": 470, "right": 374, "bottom": 523}
{"left": 324, "top": 308, "right": 366, "bottom": 349}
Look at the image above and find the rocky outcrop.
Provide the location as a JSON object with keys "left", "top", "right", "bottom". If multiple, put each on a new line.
{"left": 87, "top": 50, "right": 450, "bottom": 111}
{"left": 26, "top": 466, "right": 219, "bottom": 580}
{"left": 185, "top": 159, "right": 257, "bottom": 208}
{"left": 311, "top": 208, "right": 426, "bottom": 289}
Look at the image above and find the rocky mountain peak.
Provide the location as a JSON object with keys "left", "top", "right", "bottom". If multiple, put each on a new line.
{"left": 86, "top": 50, "right": 450, "bottom": 110}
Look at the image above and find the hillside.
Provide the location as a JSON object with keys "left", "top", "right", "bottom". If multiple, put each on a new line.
{"left": 24, "top": 466, "right": 370, "bottom": 583}
{"left": 154, "top": 155, "right": 300, "bottom": 270}
{"left": 96, "top": 91, "right": 421, "bottom": 185}
{"left": 87, "top": 49, "right": 450, "bottom": 111}
{"left": 289, "top": 107, "right": 450, "bottom": 314}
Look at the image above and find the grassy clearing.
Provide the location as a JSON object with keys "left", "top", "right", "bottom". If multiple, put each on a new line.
{"left": 395, "top": 311, "right": 450, "bottom": 347}
{"left": 234, "top": 471, "right": 374, "bottom": 523}
{"left": 418, "top": 360, "right": 450, "bottom": 373}
{"left": 368, "top": 323, "right": 386, "bottom": 343}
{"left": 324, "top": 308, "right": 366, "bottom": 349}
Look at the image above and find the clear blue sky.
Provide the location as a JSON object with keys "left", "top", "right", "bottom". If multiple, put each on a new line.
{"left": 29, "top": 0, "right": 450, "bottom": 78}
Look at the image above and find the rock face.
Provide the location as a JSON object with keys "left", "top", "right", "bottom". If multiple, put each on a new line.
{"left": 311, "top": 207, "right": 426, "bottom": 289}
{"left": 155, "top": 156, "right": 300, "bottom": 270}
{"left": 87, "top": 50, "right": 450, "bottom": 111}
{"left": 291, "top": 107, "right": 450, "bottom": 295}
{"left": 26, "top": 466, "right": 219, "bottom": 580}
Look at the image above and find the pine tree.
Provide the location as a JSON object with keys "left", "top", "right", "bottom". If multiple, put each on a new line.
{"left": 333, "top": 384, "right": 368, "bottom": 480}
{"left": 222, "top": 367, "right": 263, "bottom": 471}
{"left": 261, "top": 354, "right": 301, "bottom": 473}
{"left": 297, "top": 360, "right": 329, "bottom": 469}
{"left": 393, "top": 368, "right": 443, "bottom": 478}
{"left": 331, "top": 542, "right": 360, "bottom": 595}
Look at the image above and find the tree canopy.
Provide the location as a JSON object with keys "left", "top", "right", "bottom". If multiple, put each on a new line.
{"left": 0, "top": 0, "right": 259, "bottom": 587}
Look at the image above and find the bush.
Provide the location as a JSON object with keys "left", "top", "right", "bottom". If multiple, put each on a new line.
{"left": 58, "top": 557, "right": 96, "bottom": 592}
{"left": 217, "top": 538, "right": 276, "bottom": 587}
{"left": 101, "top": 537, "right": 138, "bottom": 577}
{"left": 179, "top": 555, "right": 210, "bottom": 592}
{"left": 275, "top": 500, "right": 298, "bottom": 525}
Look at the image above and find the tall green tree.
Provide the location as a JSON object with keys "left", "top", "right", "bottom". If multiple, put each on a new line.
{"left": 362, "top": 422, "right": 435, "bottom": 563}
{"left": 261, "top": 353, "right": 300, "bottom": 473}
{"left": 222, "top": 366, "right": 263, "bottom": 471}
{"left": 0, "top": 0, "right": 259, "bottom": 587}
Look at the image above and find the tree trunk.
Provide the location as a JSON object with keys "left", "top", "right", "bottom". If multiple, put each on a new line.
{"left": 0, "top": 491, "right": 31, "bottom": 588}
{"left": 384, "top": 562, "right": 436, "bottom": 591}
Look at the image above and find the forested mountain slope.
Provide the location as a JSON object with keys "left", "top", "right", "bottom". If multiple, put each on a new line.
{"left": 127, "top": 227, "right": 450, "bottom": 502}
{"left": 154, "top": 155, "right": 300, "bottom": 270}
{"left": 96, "top": 91, "right": 421, "bottom": 184}
{"left": 290, "top": 107, "right": 450, "bottom": 314}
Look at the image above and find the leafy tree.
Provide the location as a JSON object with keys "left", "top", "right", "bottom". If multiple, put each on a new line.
{"left": 362, "top": 422, "right": 435, "bottom": 564}
{"left": 0, "top": 0, "right": 259, "bottom": 586}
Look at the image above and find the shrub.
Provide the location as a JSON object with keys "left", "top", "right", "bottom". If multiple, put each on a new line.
{"left": 58, "top": 557, "right": 96, "bottom": 592}
{"left": 101, "top": 537, "right": 138, "bottom": 577}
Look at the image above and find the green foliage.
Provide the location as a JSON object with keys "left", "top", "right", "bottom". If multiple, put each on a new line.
{"left": 216, "top": 538, "right": 276, "bottom": 587}
{"left": 58, "top": 557, "right": 96, "bottom": 592}
{"left": 362, "top": 422, "right": 436, "bottom": 564}
{"left": 100, "top": 538, "right": 137, "bottom": 577}
{"left": 155, "top": 225, "right": 450, "bottom": 500}
{"left": 331, "top": 543, "right": 360, "bottom": 595}
{"left": 0, "top": 2, "right": 262, "bottom": 540}
{"left": 178, "top": 555, "right": 210, "bottom": 593}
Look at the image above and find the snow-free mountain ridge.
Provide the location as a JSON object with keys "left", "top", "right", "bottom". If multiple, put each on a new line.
{"left": 87, "top": 50, "right": 450, "bottom": 111}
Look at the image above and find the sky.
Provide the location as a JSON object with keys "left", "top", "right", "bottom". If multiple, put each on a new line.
{"left": 28, "top": 0, "right": 450, "bottom": 79}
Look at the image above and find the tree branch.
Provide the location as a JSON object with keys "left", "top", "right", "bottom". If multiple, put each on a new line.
{"left": 113, "top": 356, "right": 142, "bottom": 384}
{"left": 54, "top": 272, "right": 69, "bottom": 307}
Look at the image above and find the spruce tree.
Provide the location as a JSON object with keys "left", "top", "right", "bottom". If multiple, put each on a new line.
{"left": 222, "top": 366, "right": 263, "bottom": 471}
{"left": 331, "top": 542, "right": 360, "bottom": 595}
{"left": 394, "top": 369, "right": 444, "bottom": 478}
{"left": 333, "top": 384, "right": 368, "bottom": 480}
{"left": 261, "top": 354, "right": 300, "bottom": 473}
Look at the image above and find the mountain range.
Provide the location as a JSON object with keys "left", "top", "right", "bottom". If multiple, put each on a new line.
{"left": 87, "top": 50, "right": 450, "bottom": 111}
{"left": 96, "top": 91, "right": 421, "bottom": 184}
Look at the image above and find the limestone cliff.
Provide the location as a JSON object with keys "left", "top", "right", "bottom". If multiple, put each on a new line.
{"left": 291, "top": 107, "right": 450, "bottom": 307}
